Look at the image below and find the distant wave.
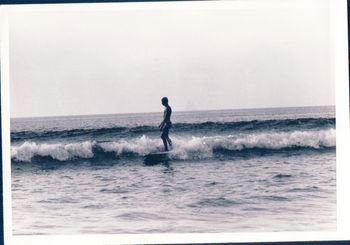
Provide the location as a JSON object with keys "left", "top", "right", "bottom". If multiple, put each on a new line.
{"left": 11, "top": 117, "right": 335, "bottom": 142}
{"left": 11, "top": 128, "right": 335, "bottom": 163}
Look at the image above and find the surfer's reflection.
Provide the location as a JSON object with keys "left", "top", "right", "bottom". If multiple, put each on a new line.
{"left": 162, "top": 161, "right": 174, "bottom": 173}
{"left": 143, "top": 157, "right": 173, "bottom": 173}
{"left": 143, "top": 158, "right": 172, "bottom": 169}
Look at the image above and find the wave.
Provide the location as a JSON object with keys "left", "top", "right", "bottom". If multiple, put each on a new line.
{"left": 11, "top": 117, "right": 335, "bottom": 142}
{"left": 11, "top": 128, "right": 335, "bottom": 163}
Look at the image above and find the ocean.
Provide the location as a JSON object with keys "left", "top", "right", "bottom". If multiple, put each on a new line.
{"left": 10, "top": 106, "right": 336, "bottom": 235}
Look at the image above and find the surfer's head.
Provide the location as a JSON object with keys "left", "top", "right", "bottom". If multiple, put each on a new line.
{"left": 161, "top": 97, "right": 169, "bottom": 106}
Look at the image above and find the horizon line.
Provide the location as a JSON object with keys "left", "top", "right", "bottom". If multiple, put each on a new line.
{"left": 10, "top": 104, "right": 335, "bottom": 120}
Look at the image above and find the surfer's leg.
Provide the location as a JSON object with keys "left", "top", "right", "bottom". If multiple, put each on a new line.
{"left": 166, "top": 135, "right": 172, "bottom": 147}
{"left": 165, "top": 123, "right": 172, "bottom": 147}
{"left": 161, "top": 131, "right": 169, "bottom": 151}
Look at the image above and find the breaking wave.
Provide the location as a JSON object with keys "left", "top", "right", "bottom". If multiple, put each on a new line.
{"left": 11, "top": 128, "right": 335, "bottom": 163}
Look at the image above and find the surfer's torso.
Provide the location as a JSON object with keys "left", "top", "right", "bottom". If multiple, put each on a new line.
{"left": 163, "top": 106, "right": 172, "bottom": 126}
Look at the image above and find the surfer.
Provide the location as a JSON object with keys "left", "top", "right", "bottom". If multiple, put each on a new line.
{"left": 159, "top": 97, "right": 173, "bottom": 151}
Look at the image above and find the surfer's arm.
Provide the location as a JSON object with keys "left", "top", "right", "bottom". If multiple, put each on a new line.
{"left": 159, "top": 117, "right": 166, "bottom": 129}
{"left": 159, "top": 108, "right": 169, "bottom": 129}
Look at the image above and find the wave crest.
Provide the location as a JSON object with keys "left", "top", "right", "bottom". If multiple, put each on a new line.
{"left": 11, "top": 128, "right": 335, "bottom": 163}
{"left": 11, "top": 141, "right": 94, "bottom": 162}
{"left": 169, "top": 128, "right": 335, "bottom": 159}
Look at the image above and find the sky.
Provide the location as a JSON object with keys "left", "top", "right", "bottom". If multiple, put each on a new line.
{"left": 7, "top": 0, "right": 334, "bottom": 118}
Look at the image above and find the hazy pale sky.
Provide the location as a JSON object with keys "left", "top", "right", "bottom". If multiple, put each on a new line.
{"left": 8, "top": 0, "right": 334, "bottom": 118}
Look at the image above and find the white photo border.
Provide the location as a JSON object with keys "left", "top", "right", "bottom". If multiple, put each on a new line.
{"left": 1, "top": 0, "right": 349, "bottom": 244}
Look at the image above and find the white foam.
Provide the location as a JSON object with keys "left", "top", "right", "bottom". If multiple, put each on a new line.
{"left": 210, "top": 128, "right": 336, "bottom": 151}
{"left": 11, "top": 128, "right": 336, "bottom": 162}
{"left": 99, "top": 135, "right": 160, "bottom": 156}
{"left": 11, "top": 141, "right": 94, "bottom": 162}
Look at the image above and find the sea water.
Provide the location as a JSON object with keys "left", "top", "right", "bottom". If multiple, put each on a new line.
{"left": 10, "top": 106, "right": 336, "bottom": 234}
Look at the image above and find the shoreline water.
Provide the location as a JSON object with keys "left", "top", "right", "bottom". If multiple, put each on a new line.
{"left": 11, "top": 106, "right": 336, "bottom": 234}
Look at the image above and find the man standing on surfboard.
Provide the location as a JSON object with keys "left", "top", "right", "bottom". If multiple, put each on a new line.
{"left": 159, "top": 97, "right": 173, "bottom": 151}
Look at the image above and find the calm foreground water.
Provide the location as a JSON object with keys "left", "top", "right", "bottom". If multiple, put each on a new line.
{"left": 11, "top": 106, "right": 336, "bottom": 234}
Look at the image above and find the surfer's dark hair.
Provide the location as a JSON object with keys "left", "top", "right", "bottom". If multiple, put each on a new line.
{"left": 162, "top": 97, "right": 168, "bottom": 104}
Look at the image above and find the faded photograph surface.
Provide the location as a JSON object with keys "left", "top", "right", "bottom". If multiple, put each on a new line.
{"left": 9, "top": 0, "right": 336, "bottom": 235}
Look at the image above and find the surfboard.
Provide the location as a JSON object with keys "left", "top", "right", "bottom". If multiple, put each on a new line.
{"left": 144, "top": 151, "right": 172, "bottom": 164}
